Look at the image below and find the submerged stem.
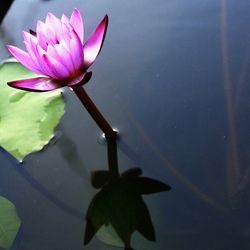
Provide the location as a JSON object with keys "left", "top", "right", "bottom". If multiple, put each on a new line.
{"left": 71, "top": 86, "right": 117, "bottom": 140}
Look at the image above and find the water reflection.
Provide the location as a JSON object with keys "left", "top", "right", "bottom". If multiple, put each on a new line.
{"left": 85, "top": 138, "right": 171, "bottom": 249}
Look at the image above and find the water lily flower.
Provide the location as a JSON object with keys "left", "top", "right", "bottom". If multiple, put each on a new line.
{"left": 6, "top": 9, "right": 117, "bottom": 139}
{"left": 5, "top": 8, "right": 108, "bottom": 92}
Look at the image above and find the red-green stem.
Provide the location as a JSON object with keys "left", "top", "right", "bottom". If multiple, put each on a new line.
{"left": 71, "top": 86, "right": 117, "bottom": 140}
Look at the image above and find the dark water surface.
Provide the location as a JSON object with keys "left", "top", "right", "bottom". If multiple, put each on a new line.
{"left": 1, "top": 0, "right": 250, "bottom": 249}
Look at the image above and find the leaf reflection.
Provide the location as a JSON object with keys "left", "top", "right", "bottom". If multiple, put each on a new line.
{"left": 84, "top": 138, "right": 171, "bottom": 249}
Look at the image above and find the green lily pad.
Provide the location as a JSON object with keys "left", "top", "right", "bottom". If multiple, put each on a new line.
{"left": 0, "top": 61, "right": 65, "bottom": 161}
{"left": 0, "top": 196, "right": 21, "bottom": 250}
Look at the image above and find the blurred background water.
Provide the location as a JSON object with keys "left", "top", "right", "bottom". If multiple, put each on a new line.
{"left": 1, "top": 0, "right": 250, "bottom": 249}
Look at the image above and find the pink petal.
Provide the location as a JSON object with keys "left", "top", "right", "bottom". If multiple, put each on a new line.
{"left": 7, "top": 77, "right": 65, "bottom": 92}
{"left": 23, "top": 42, "right": 44, "bottom": 75}
{"left": 47, "top": 43, "right": 58, "bottom": 59}
{"left": 23, "top": 30, "right": 38, "bottom": 44}
{"left": 83, "top": 15, "right": 108, "bottom": 69}
{"left": 36, "top": 20, "right": 56, "bottom": 48}
{"left": 43, "top": 54, "right": 71, "bottom": 79}
{"left": 45, "top": 12, "right": 61, "bottom": 32}
{"left": 70, "top": 8, "right": 84, "bottom": 44}
{"left": 36, "top": 20, "right": 49, "bottom": 49}
{"left": 60, "top": 23, "right": 72, "bottom": 45}
{"left": 36, "top": 45, "right": 53, "bottom": 76}
{"left": 70, "top": 30, "right": 84, "bottom": 72}
{"left": 24, "top": 34, "right": 51, "bottom": 76}
{"left": 61, "top": 14, "right": 71, "bottom": 27}
{"left": 54, "top": 43, "right": 75, "bottom": 72}
{"left": 45, "top": 13, "right": 64, "bottom": 43}
{"left": 67, "top": 71, "right": 92, "bottom": 86}
{"left": 5, "top": 45, "right": 40, "bottom": 73}
{"left": 47, "top": 43, "right": 69, "bottom": 69}
{"left": 40, "top": 54, "right": 62, "bottom": 79}
{"left": 23, "top": 32, "right": 43, "bottom": 74}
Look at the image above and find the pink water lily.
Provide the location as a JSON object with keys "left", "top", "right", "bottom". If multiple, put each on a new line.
{"left": 6, "top": 8, "right": 117, "bottom": 139}
{"left": 5, "top": 8, "right": 108, "bottom": 91}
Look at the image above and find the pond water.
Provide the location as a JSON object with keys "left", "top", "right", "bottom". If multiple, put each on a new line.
{"left": 1, "top": 0, "right": 250, "bottom": 249}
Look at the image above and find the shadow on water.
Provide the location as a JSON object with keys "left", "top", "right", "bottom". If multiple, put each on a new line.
{"left": 0, "top": 133, "right": 171, "bottom": 250}
{"left": 84, "top": 138, "right": 171, "bottom": 249}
